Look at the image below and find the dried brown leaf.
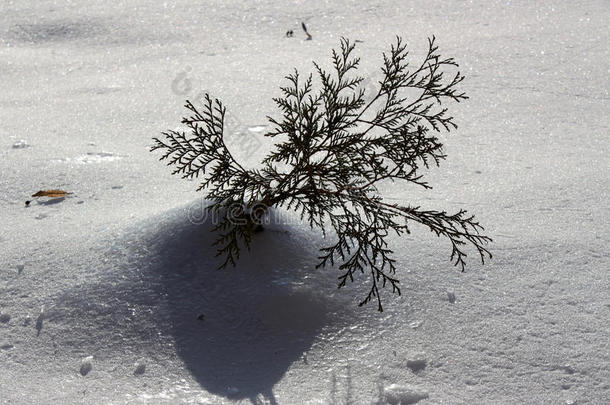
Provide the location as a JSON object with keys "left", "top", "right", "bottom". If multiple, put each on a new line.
{"left": 31, "top": 189, "right": 72, "bottom": 198}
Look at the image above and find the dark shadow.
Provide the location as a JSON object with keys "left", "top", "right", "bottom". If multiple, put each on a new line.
{"left": 7, "top": 19, "right": 107, "bottom": 44}
{"left": 327, "top": 364, "right": 356, "bottom": 404}
{"left": 147, "top": 215, "right": 330, "bottom": 402}
{"left": 44, "top": 203, "right": 344, "bottom": 403}
{"left": 36, "top": 197, "right": 66, "bottom": 205}
{"left": 346, "top": 364, "right": 353, "bottom": 404}
{"left": 329, "top": 372, "right": 337, "bottom": 404}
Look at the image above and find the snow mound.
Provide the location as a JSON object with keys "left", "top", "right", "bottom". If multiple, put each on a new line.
{"left": 383, "top": 383, "right": 429, "bottom": 405}
{"left": 406, "top": 353, "right": 427, "bottom": 372}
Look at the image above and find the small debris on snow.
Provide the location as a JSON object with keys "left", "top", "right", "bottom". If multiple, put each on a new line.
{"left": 88, "top": 151, "right": 115, "bottom": 158}
{"left": 447, "top": 291, "right": 456, "bottom": 303}
{"left": 0, "top": 313, "right": 11, "bottom": 323}
{"left": 406, "top": 353, "right": 427, "bottom": 372}
{"left": 35, "top": 307, "right": 45, "bottom": 335}
{"left": 23, "top": 315, "right": 32, "bottom": 326}
{"left": 383, "top": 384, "right": 429, "bottom": 405}
{"left": 16, "top": 264, "right": 24, "bottom": 274}
{"left": 134, "top": 361, "right": 146, "bottom": 375}
{"left": 409, "top": 320, "right": 423, "bottom": 329}
{"left": 301, "top": 22, "right": 312, "bottom": 40}
{"left": 111, "top": 185, "right": 123, "bottom": 189}
{"left": 12, "top": 140, "right": 29, "bottom": 149}
{"left": 558, "top": 364, "right": 576, "bottom": 374}
{"left": 35, "top": 213, "right": 49, "bottom": 220}
{"left": 80, "top": 356, "right": 93, "bottom": 376}
{"left": 1, "top": 342, "right": 14, "bottom": 350}
{"left": 31, "top": 189, "right": 71, "bottom": 198}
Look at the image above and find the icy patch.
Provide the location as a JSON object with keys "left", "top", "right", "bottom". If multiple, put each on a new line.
{"left": 131, "top": 379, "right": 215, "bottom": 404}
{"left": 409, "top": 320, "right": 423, "bottom": 329}
{"left": 383, "top": 384, "right": 429, "bottom": 404}
{"left": 75, "top": 152, "right": 121, "bottom": 163}
{"left": 247, "top": 125, "right": 267, "bottom": 133}
{"left": 53, "top": 152, "right": 122, "bottom": 164}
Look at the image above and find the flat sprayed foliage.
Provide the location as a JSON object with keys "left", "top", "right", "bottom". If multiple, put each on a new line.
{"left": 152, "top": 37, "right": 492, "bottom": 311}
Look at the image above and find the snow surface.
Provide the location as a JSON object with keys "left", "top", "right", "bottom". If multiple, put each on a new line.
{"left": 1, "top": 0, "right": 609, "bottom": 404}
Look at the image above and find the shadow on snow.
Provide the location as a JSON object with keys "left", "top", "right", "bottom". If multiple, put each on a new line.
{"left": 44, "top": 203, "right": 344, "bottom": 403}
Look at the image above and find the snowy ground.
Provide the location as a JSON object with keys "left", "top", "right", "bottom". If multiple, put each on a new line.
{"left": 1, "top": 1, "right": 609, "bottom": 404}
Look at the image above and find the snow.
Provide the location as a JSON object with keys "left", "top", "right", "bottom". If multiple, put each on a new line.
{"left": 1, "top": 0, "right": 609, "bottom": 404}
